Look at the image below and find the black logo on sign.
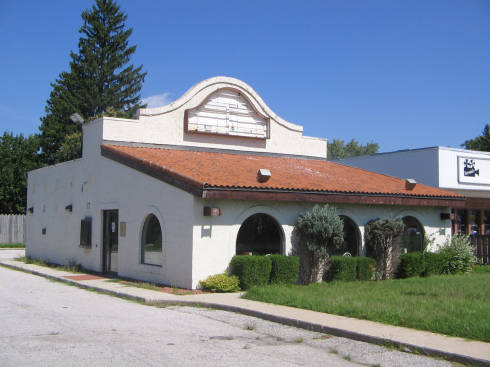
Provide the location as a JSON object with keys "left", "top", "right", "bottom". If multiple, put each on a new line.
{"left": 464, "top": 159, "right": 480, "bottom": 177}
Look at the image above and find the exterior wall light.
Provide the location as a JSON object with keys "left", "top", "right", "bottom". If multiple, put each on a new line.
{"left": 203, "top": 206, "right": 221, "bottom": 216}
{"left": 65, "top": 204, "right": 73, "bottom": 213}
{"left": 28, "top": 207, "right": 34, "bottom": 214}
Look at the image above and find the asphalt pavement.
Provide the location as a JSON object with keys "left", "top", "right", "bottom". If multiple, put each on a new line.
{"left": 0, "top": 258, "right": 458, "bottom": 367}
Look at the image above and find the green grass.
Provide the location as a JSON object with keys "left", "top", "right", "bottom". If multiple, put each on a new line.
{"left": 243, "top": 273, "right": 490, "bottom": 342}
{"left": 472, "top": 264, "right": 490, "bottom": 274}
{"left": 14, "top": 256, "right": 83, "bottom": 273}
{"left": 0, "top": 243, "right": 24, "bottom": 248}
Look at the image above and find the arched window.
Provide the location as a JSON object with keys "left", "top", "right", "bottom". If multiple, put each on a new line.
{"left": 236, "top": 213, "right": 283, "bottom": 255}
{"left": 141, "top": 214, "right": 163, "bottom": 266}
{"left": 332, "top": 215, "right": 360, "bottom": 256}
{"left": 402, "top": 216, "right": 424, "bottom": 253}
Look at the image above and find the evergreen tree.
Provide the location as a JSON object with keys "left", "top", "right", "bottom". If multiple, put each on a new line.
{"left": 327, "top": 138, "right": 379, "bottom": 160}
{"left": 0, "top": 133, "right": 41, "bottom": 214}
{"left": 462, "top": 124, "right": 490, "bottom": 152}
{"left": 39, "top": 0, "right": 146, "bottom": 164}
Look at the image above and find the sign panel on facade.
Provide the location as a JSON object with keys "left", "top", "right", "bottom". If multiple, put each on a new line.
{"left": 185, "top": 89, "right": 268, "bottom": 139}
{"left": 457, "top": 156, "right": 490, "bottom": 185}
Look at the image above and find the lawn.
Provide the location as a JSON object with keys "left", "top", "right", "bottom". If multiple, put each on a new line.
{"left": 0, "top": 243, "right": 25, "bottom": 248}
{"left": 243, "top": 272, "right": 490, "bottom": 342}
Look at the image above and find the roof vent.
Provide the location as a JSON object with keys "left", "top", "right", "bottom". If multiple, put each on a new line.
{"left": 257, "top": 169, "right": 271, "bottom": 183}
{"left": 405, "top": 178, "right": 417, "bottom": 190}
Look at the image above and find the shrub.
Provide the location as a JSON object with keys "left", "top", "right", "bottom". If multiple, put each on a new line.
{"left": 230, "top": 255, "right": 272, "bottom": 290}
{"left": 269, "top": 255, "right": 299, "bottom": 284}
{"left": 398, "top": 252, "right": 425, "bottom": 278}
{"left": 356, "top": 256, "right": 376, "bottom": 280}
{"left": 472, "top": 264, "right": 490, "bottom": 274}
{"left": 199, "top": 273, "right": 240, "bottom": 293}
{"left": 422, "top": 252, "right": 445, "bottom": 276}
{"left": 365, "top": 218, "right": 404, "bottom": 280}
{"left": 439, "top": 235, "right": 475, "bottom": 274}
{"left": 325, "top": 256, "right": 357, "bottom": 281}
{"left": 295, "top": 204, "right": 344, "bottom": 283}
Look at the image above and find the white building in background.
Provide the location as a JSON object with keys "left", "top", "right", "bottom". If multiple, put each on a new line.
{"left": 337, "top": 147, "right": 490, "bottom": 235}
{"left": 26, "top": 77, "right": 464, "bottom": 289}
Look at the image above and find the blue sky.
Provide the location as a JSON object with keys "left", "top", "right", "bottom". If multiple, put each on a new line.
{"left": 1, "top": 0, "right": 489, "bottom": 152}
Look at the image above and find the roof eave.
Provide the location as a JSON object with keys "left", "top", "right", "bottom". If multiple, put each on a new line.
{"left": 202, "top": 188, "right": 466, "bottom": 208}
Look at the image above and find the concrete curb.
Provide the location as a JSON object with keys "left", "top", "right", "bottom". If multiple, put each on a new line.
{"left": 1, "top": 261, "right": 489, "bottom": 367}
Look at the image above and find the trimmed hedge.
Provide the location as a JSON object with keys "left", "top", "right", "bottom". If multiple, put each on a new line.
{"left": 356, "top": 256, "right": 376, "bottom": 281}
{"left": 230, "top": 255, "right": 272, "bottom": 290}
{"left": 398, "top": 252, "right": 426, "bottom": 278}
{"left": 269, "top": 255, "right": 299, "bottom": 284}
{"left": 423, "top": 252, "right": 445, "bottom": 276}
{"left": 325, "top": 256, "right": 357, "bottom": 281}
{"left": 397, "top": 252, "right": 447, "bottom": 278}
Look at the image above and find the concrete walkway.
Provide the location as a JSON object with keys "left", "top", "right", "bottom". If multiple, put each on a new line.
{"left": 1, "top": 258, "right": 489, "bottom": 367}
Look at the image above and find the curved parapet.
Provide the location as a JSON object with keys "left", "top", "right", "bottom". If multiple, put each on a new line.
{"left": 98, "top": 76, "right": 327, "bottom": 159}
{"left": 137, "top": 76, "right": 303, "bottom": 133}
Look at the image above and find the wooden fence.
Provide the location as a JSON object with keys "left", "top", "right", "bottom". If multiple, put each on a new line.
{"left": 0, "top": 215, "right": 25, "bottom": 244}
{"left": 470, "top": 235, "right": 490, "bottom": 265}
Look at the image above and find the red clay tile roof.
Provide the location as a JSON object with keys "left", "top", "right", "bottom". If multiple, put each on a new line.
{"left": 101, "top": 144, "right": 464, "bottom": 206}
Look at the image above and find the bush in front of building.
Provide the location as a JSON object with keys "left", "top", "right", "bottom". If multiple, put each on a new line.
{"left": 398, "top": 252, "right": 426, "bottom": 278}
{"left": 269, "top": 255, "right": 300, "bottom": 284}
{"left": 364, "top": 218, "right": 405, "bottom": 280}
{"left": 422, "top": 252, "right": 446, "bottom": 276}
{"left": 356, "top": 256, "right": 376, "bottom": 280}
{"left": 294, "top": 204, "right": 344, "bottom": 284}
{"left": 230, "top": 255, "right": 272, "bottom": 290}
{"left": 324, "top": 256, "right": 357, "bottom": 281}
{"left": 199, "top": 273, "right": 240, "bottom": 293}
{"left": 439, "top": 235, "right": 475, "bottom": 274}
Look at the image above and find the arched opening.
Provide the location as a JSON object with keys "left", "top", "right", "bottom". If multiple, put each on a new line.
{"left": 236, "top": 213, "right": 283, "bottom": 255}
{"left": 141, "top": 214, "right": 163, "bottom": 266}
{"left": 401, "top": 216, "right": 424, "bottom": 253}
{"left": 333, "top": 215, "right": 360, "bottom": 256}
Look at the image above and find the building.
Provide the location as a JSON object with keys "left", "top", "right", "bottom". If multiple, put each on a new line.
{"left": 26, "top": 77, "right": 464, "bottom": 289}
{"left": 337, "top": 147, "right": 490, "bottom": 235}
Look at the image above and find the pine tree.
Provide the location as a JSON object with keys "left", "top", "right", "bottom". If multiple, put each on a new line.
{"left": 39, "top": 0, "right": 146, "bottom": 164}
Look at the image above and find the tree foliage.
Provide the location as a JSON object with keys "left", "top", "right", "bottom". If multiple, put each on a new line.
{"left": 365, "top": 218, "right": 404, "bottom": 280}
{"left": 0, "top": 133, "right": 41, "bottom": 214}
{"left": 327, "top": 139, "right": 379, "bottom": 160}
{"left": 39, "top": 0, "right": 146, "bottom": 164}
{"left": 295, "top": 204, "right": 344, "bottom": 283}
{"left": 462, "top": 124, "right": 490, "bottom": 152}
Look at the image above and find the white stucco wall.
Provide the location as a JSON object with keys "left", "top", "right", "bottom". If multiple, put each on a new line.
{"left": 27, "top": 135, "right": 196, "bottom": 289}
{"left": 191, "top": 198, "right": 451, "bottom": 288}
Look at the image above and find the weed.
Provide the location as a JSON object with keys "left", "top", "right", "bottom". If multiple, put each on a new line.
{"left": 343, "top": 355, "right": 351, "bottom": 361}
{"left": 329, "top": 348, "right": 338, "bottom": 354}
{"left": 312, "top": 334, "right": 332, "bottom": 340}
{"left": 244, "top": 321, "right": 256, "bottom": 331}
{"left": 294, "top": 337, "right": 304, "bottom": 343}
